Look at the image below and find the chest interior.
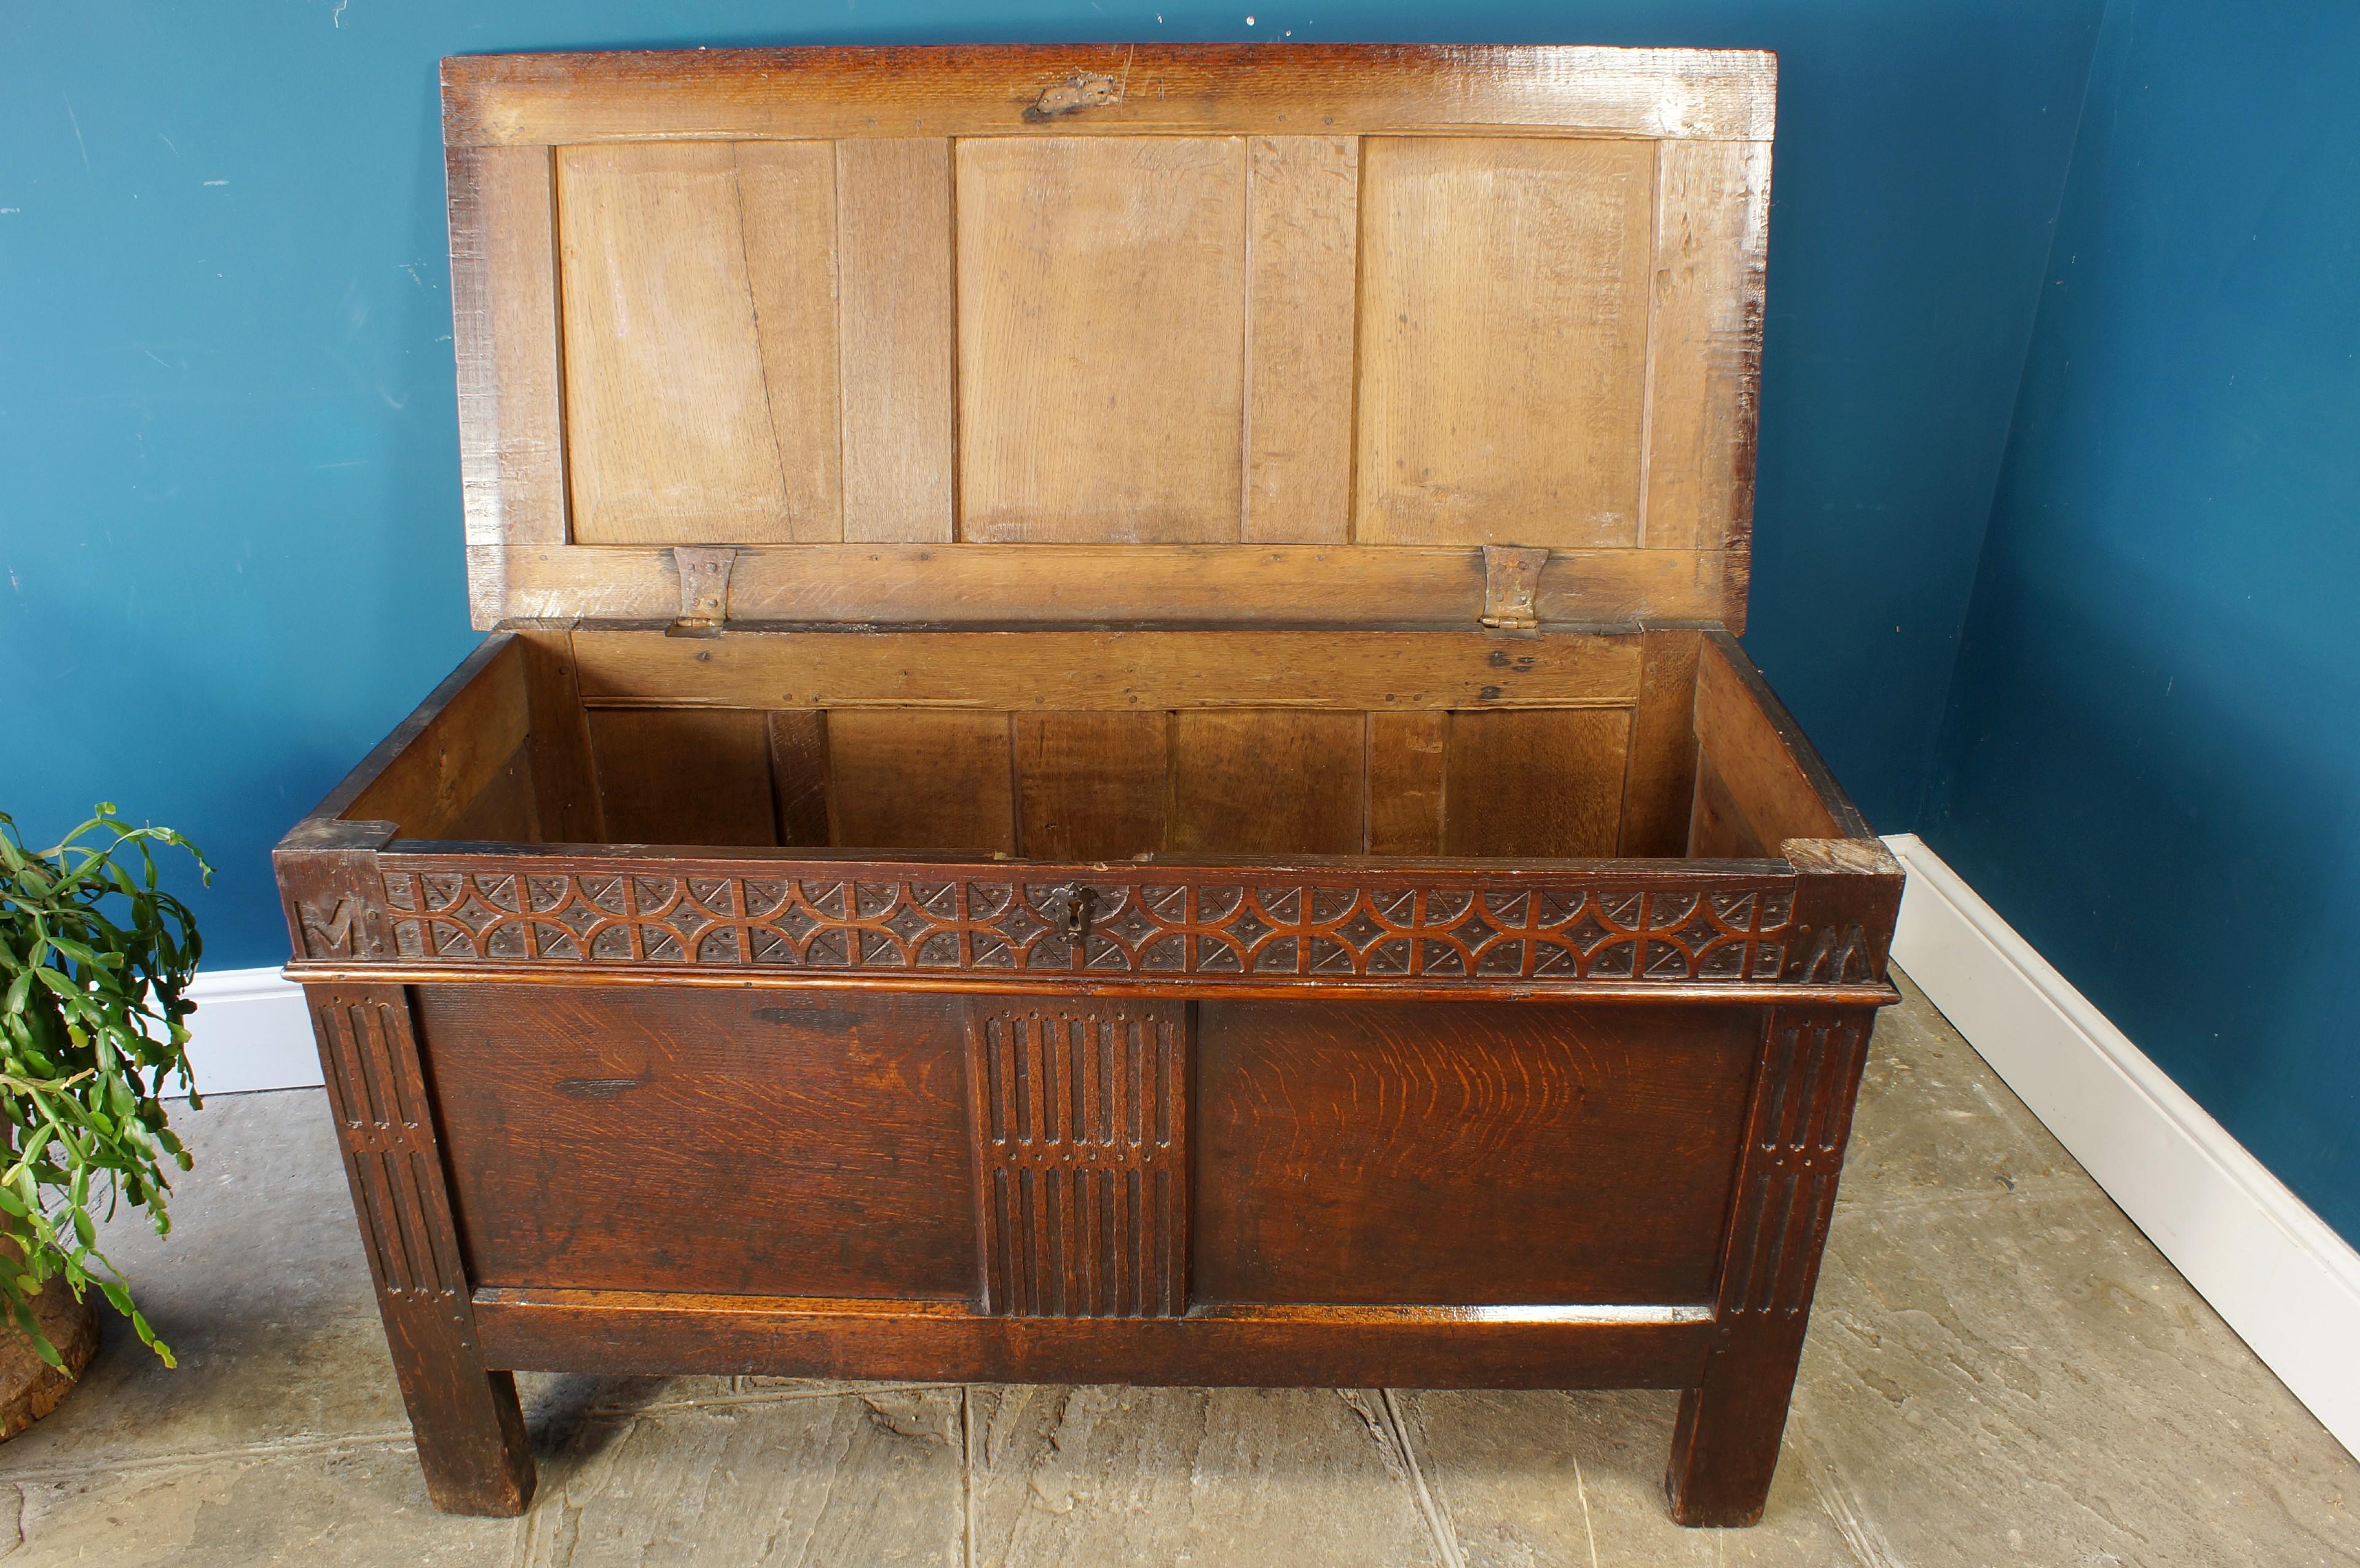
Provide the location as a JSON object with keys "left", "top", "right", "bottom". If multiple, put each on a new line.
{"left": 348, "top": 621, "right": 1850, "bottom": 862}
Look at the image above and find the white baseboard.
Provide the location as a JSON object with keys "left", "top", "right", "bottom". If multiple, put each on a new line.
{"left": 1884, "top": 833, "right": 2360, "bottom": 1460}
{"left": 182, "top": 966, "right": 320, "bottom": 1097}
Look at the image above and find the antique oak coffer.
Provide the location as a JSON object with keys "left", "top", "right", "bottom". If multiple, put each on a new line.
{"left": 273, "top": 44, "right": 1905, "bottom": 1527}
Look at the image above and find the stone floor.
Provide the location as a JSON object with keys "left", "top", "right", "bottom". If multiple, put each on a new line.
{"left": 2, "top": 974, "right": 2354, "bottom": 1566}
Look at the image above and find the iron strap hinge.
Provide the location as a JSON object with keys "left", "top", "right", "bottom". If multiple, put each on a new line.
{"left": 1479, "top": 544, "right": 1550, "bottom": 630}
{"left": 666, "top": 546, "right": 738, "bottom": 638}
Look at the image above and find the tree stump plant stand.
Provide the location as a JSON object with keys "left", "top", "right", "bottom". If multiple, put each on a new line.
{"left": 0, "top": 1266, "right": 97, "bottom": 1440}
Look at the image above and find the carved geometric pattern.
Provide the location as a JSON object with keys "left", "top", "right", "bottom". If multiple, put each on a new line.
{"left": 361, "top": 857, "right": 1817, "bottom": 988}
{"left": 311, "top": 992, "right": 469, "bottom": 1311}
{"left": 1718, "top": 1014, "right": 1870, "bottom": 1320}
{"left": 966, "top": 1001, "right": 1189, "bottom": 1318}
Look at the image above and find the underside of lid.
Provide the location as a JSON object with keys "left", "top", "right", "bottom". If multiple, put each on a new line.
{"left": 442, "top": 43, "right": 1774, "bottom": 631}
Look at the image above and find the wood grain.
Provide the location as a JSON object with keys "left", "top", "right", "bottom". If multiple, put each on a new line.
{"left": 1701, "top": 630, "right": 1871, "bottom": 837}
{"left": 1193, "top": 1000, "right": 1758, "bottom": 1306}
{"left": 1243, "top": 135, "right": 1357, "bottom": 544}
{"left": 446, "top": 144, "right": 565, "bottom": 574}
{"left": 1619, "top": 627, "right": 1702, "bottom": 856}
{"left": 473, "top": 1287, "right": 1715, "bottom": 1390}
{"left": 472, "top": 541, "right": 1742, "bottom": 629}
{"left": 1366, "top": 711, "right": 1448, "bottom": 854}
{"left": 734, "top": 143, "right": 846, "bottom": 539}
{"left": 957, "top": 136, "right": 1247, "bottom": 543}
{"left": 1692, "top": 635, "right": 1846, "bottom": 849}
{"left": 557, "top": 142, "right": 840, "bottom": 544}
{"left": 1356, "top": 136, "right": 1655, "bottom": 547}
{"left": 300, "top": 45, "right": 1890, "bottom": 1538}
{"left": 305, "top": 640, "right": 519, "bottom": 826}
{"left": 584, "top": 708, "right": 777, "bottom": 846}
{"left": 446, "top": 44, "right": 1774, "bottom": 638}
{"left": 1688, "top": 752, "right": 1762, "bottom": 859}
{"left": 514, "top": 629, "right": 602, "bottom": 842}
{"left": 1444, "top": 708, "right": 1632, "bottom": 857}
{"left": 836, "top": 139, "right": 954, "bottom": 543}
{"left": 1015, "top": 713, "right": 1167, "bottom": 860}
{"left": 827, "top": 710, "right": 1015, "bottom": 852}
{"left": 295, "top": 841, "right": 1868, "bottom": 998}
{"left": 442, "top": 45, "right": 1779, "bottom": 147}
{"left": 439, "top": 739, "right": 538, "bottom": 843}
{"left": 418, "top": 985, "right": 975, "bottom": 1298}
{"left": 348, "top": 640, "right": 532, "bottom": 839}
{"left": 763, "top": 710, "right": 831, "bottom": 846}
{"left": 567, "top": 628, "right": 1642, "bottom": 711}
{"left": 1167, "top": 711, "right": 1365, "bottom": 856}
{"left": 1642, "top": 140, "right": 1770, "bottom": 553}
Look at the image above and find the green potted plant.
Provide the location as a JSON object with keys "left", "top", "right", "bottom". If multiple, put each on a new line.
{"left": 0, "top": 804, "right": 204, "bottom": 1436}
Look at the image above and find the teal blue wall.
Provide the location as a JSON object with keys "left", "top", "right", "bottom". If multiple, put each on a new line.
{"left": 1923, "top": 0, "right": 2360, "bottom": 1242}
{"left": 2, "top": 1, "right": 2106, "bottom": 970}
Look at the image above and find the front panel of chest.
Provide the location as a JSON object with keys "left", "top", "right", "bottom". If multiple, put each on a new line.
{"left": 410, "top": 982, "right": 1785, "bottom": 1319}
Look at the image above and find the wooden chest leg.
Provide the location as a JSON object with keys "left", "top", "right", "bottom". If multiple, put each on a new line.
{"left": 1664, "top": 1324, "right": 1812, "bottom": 1526}
{"left": 307, "top": 984, "right": 535, "bottom": 1516}
{"left": 1666, "top": 1008, "right": 1874, "bottom": 1526}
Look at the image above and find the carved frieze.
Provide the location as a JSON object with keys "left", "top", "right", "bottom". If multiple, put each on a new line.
{"left": 347, "top": 855, "right": 1813, "bottom": 987}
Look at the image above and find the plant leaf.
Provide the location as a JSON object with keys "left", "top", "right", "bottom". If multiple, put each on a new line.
{"left": 0, "top": 805, "right": 203, "bottom": 1369}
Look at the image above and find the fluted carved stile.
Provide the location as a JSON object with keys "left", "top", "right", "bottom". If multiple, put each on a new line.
{"left": 1664, "top": 1005, "right": 1879, "bottom": 1527}
{"left": 1719, "top": 1014, "right": 1868, "bottom": 1321}
{"left": 966, "top": 1002, "right": 1190, "bottom": 1317}
{"left": 315, "top": 993, "right": 470, "bottom": 1319}
{"left": 302, "top": 983, "right": 535, "bottom": 1515}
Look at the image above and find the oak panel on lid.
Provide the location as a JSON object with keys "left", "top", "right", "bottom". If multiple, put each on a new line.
{"left": 556, "top": 142, "right": 841, "bottom": 544}
{"left": 1243, "top": 135, "right": 1359, "bottom": 544}
{"left": 1355, "top": 136, "right": 1656, "bottom": 547}
{"left": 446, "top": 45, "right": 1776, "bottom": 630}
{"left": 835, "top": 139, "right": 956, "bottom": 544}
{"left": 956, "top": 136, "right": 1248, "bottom": 544}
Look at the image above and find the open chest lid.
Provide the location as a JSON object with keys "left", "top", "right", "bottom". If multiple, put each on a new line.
{"left": 441, "top": 43, "right": 1772, "bottom": 633}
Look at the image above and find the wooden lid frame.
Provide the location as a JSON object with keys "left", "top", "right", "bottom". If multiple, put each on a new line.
{"left": 442, "top": 44, "right": 1774, "bottom": 632}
